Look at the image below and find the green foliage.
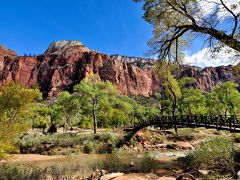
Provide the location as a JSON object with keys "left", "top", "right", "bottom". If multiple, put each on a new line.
{"left": 0, "top": 83, "right": 41, "bottom": 160}
{"left": 155, "top": 62, "right": 181, "bottom": 116}
{"left": 135, "top": 0, "right": 240, "bottom": 61}
{"left": 153, "top": 66, "right": 239, "bottom": 117}
{"left": 184, "top": 137, "right": 236, "bottom": 175}
{"left": 19, "top": 132, "right": 120, "bottom": 155}
{"left": 56, "top": 91, "right": 80, "bottom": 130}
{"left": 73, "top": 74, "right": 136, "bottom": 133}
{"left": 213, "top": 81, "right": 240, "bottom": 115}
{"left": 180, "top": 88, "right": 207, "bottom": 115}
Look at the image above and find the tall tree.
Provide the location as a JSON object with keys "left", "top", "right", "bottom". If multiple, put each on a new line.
{"left": 214, "top": 81, "right": 240, "bottom": 116}
{"left": 74, "top": 74, "right": 119, "bottom": 134}
{"left": 0, "top": 83, "right": 41, "bottom": 160}
{"left": 155, "top": 62, "right": 182, "bottom": 117}
{"left": 179, "top": 77, "right": 207, "bottom": 116}
{"left": 57, "top": 91, "right": 80, "bottom": 131}
{"left": 155, "top": 62, "right": 182, "bottom": 136}
{"left": 135, "top": 0, "right": 240, "bottom": 61}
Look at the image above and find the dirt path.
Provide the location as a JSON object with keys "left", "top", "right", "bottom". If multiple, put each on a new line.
{"left": 1, "top": 154, "right": 65, "bottom": 162}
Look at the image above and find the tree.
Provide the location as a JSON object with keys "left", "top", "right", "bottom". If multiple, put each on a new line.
{"left": 56, "top": 91, "right": 80, "bottom": 131}
{"left": 74, "top": 74, "right": 119, "bottom": 134}
{"left": 179, "top": 77, "right": 206, "bottom": 116}
{"left": 155, "top": 62, "right": 182, "bottom": 117}
{"left": 0, "top": 83, "right": 41, "bottom": 160}
{"left": 155, "top": 62, "right": 182, "bottom": 136}
{"left": 205, "top": 91, "right": 221, "bottom": 115}
{"left": 181, "top": 88, "right": 206, "bottom": 115}
{"left": 33, "top": 104, "right": 62, "bottom": 133}
{"left": 214, "top": 81, "right": 240, "bottom": 116}
{"left": 135, "top": 0, "right": 240, "bottom": 61}
{"left": 97, "top": 96, "right": 135, "bottom": 129}
{"left": 33, "top": 104, "right": 51, "bottom": 133}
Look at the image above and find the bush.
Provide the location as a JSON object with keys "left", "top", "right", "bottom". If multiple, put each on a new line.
{"left": 82, "top": 133, "right": 118, "bottom": 154}
{"left": 99, "top": 151, "right": 160, "bottom": 173}
{"left": 183, "top": 137, "right": 236, "bottom": 175}
{"left": 83, "top": 140, "right": 95, "bottom": 153}
{"left": 18, "top": 132, "right": 120, "bottom": 155}
{"left": 0, "top": 163, "right": 46, "bottom": 180}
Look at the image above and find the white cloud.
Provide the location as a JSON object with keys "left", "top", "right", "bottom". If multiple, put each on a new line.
{"left": 194, "top": 0, "right": 240, "bottom": 24}
{"left": 184, "top": 47, "right": 240, "bottom": 67}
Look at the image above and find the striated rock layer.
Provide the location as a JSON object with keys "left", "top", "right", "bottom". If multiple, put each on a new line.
{"left": 180, "top": 65, "right": 239, "bottom": 91}
{"left": 0, "top": 41, "right": 160, "bottom": 97}
{"left": 0, "top": 40, "right": 239, "bottom": 98}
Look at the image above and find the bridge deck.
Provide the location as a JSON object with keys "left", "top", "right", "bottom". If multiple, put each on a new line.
{"left": 124, "top": 115, "right": 240, "bottom": 141}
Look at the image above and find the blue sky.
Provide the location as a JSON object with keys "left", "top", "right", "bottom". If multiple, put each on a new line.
{"left": 0, "top": 0, "right": 238, "bottom": 67}
{"left": 0, "top": 0, "right": 153, "bottom": 57}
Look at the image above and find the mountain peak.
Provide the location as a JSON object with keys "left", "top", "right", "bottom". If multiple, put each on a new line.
{"left": 45, "top": 40, "right": 90, "bottom": 55}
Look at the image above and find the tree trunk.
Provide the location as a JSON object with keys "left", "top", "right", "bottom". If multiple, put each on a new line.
{"left": 178, "top": 25, "right": 240, "bottom": 52}
{"left": 93, "top": 109, "right": 97, "bottom": 134}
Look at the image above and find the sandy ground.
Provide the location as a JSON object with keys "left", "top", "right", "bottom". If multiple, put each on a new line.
{"left": 1, "top": 154, "right": 65, "bottom": 162}
{"left": 105, "top": 173, "right": 175, "bottom": 180}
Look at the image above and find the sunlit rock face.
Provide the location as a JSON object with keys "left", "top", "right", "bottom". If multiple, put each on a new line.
{"left": 0, "top": 41, "right": 238, "bottom": 98}
{"left": 45, "top": 40, "right": 91, "bottom": 55}
{"left": 110, "top": 54, "right": 156, "bottom": 67}
{"left": 0, "top": 45, "right": 17, "bottom": 73}
{"left": 0, "top": 41, "right": 160, "bottom": 98}
{"left": 180, "top": 65, "right": 239, "bottom": 91}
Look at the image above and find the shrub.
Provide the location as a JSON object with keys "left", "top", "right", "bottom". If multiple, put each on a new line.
{"left": 83, "top": 140, "right": 95, "bottom": 153}
{"left": 18, "top": 132, "right": 120, "bottom": 155}
{"left": 0, "top": 163, "right": 46, "bottom": 180}
{"left": 99, "top": 151, "right": 160, "bottom": 173}
{"left": 166, "top": 143, "right": 178, "bottom": 149}
{"left": 183, "top": 137, "right": 236, "bottom": 175}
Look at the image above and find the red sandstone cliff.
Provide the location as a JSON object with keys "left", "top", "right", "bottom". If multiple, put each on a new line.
{"left": 0, "top": 41, "right": 160, "bottom": 97}
{"left": 180, "top": 65, "right": 239, "bottom": 91}
{"left": 0, "top": 41, "right": 238, "bottom": 98}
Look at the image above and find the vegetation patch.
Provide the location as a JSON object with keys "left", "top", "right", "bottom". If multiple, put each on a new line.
{"left": 182, "top": 137, "right": 238, "bottom": 177}
{"left": 18, "top": 132, "right": 120, "bottom": 155}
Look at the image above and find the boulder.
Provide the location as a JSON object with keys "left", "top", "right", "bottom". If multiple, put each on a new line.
{"left": 100, "top": 173, "right": 124, "bottom": 180}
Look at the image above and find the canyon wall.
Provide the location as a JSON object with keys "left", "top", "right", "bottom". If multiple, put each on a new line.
{"left": 0, "top": 41, "right": 238, "bottom": 98}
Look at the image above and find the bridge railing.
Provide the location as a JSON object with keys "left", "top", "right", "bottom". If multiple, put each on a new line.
{"left": 128, "top": 115, "right": 240, "bottom": 131}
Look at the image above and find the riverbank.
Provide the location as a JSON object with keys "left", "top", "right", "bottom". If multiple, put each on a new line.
{"left": 1, "top": 127, "right": 240, "bottom": 179}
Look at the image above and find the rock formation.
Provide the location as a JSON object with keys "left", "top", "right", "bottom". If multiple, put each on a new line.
{"left": 0, "top": 45, "right": 17, "bottom": 73}
{"left": 0, "top": 40, "right": 238, "bottom": 98}
{"left": 110, "top": 54, "right": 156, "bottom": 67}
{"left": 0, "top": 41, "right": 160, "bottom": 97}
{"left": 180, "top": 65, "right": 239, "bottom": 91}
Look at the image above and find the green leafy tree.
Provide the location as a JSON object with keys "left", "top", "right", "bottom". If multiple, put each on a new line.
{"left": 97, "top": 96, "right": 134, "bottom": 129}
{"left": 135, "top": 0, "right": 240, "bottom": 61}
{"left": 205, "top": 92, "right": 222, "bottom": 115}
{"left": 0, "top": 83, "right": 41, "bottom": 160}
{"left": 56, "top": 91, "right": 80, "bottom": 131}
{"left": 214, "top": 81, "right": 240, "bottom": 116}
{"left": 155, "top": 62, "right": 182, "bottom": 136}
{"left": 33, "top": 105, "right": 51, "bottom": 133}
{"left": 181, "top": 88, "right": 206, "bottom": 116}
{"left": 179, "top": 77, "right": 206, "bottom": 116}
{"left": 155, "top": 62, "right": 182, "bottom": 117}
{"left": 74, "top": 74, "right": 119, "bottom": 134}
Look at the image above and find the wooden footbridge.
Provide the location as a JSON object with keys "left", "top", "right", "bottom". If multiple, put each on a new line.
{"left": 121, "top": 115, "right": 240, "bottom": 143}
